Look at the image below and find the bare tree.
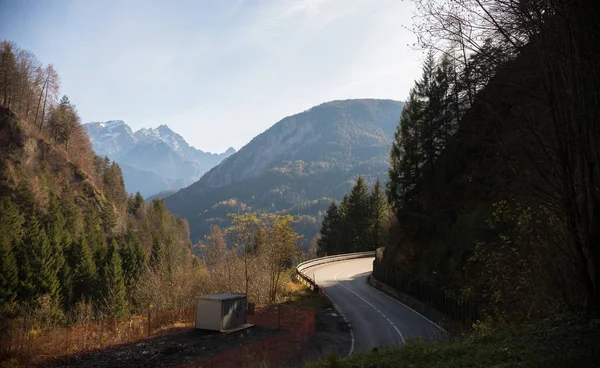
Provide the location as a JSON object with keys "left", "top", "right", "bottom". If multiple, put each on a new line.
{"left": 34, "top": 64, "right": 59, "bottom": 131}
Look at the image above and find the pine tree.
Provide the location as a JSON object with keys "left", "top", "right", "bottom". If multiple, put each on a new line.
{"left": 370, "top": 178, "right": 388, "bottom": 250}
{"left": 337, "top": 194, "right": 351, "bottom": 253}
{"left": 33, "top": 228, "right": 60, "bottom": 299}
{"left": 150, "top": 235, "right": 162, "bottom": 271}
{"left": 103, "top": 240, "right": 128, "bottom": 318}
{"left": 71, "top": 237, "right": 96, "bottom": 302}
{"left": 388, "top": 87, "right": 426, "bottom": 214}
{"left": 60, "top": 185, "right": 80, "bottom": 237}
{"left": 84, "top": 208, "right": 107, "bottom": 292}
{"left": 346, "top": 175, "right": 371, "bottom": 252}
{"left": 317, "top": 201, "right": 341, "bottom": 256}
{"left": 16, "top": 214, "right": 41, "bottom": 299}
{"left": 120, "top": 231, "right": 144, "bottom": 291}
{"left": 0, "top": 198, "right": 23, "bottom": 307}
{"left": 46, "top": 193, "right": 67, "bottom": 283}
{"left": 128, "top": 192, "right": 144, "bottom": 216}
{"left": 100, "top": 201, "right": 116, "bottom": 233}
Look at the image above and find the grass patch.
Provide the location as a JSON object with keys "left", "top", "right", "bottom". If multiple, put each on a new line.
{"left": 305, "top": 316, "right": 600, "bottom": 368}
{"left": 283, "top": 281, "right": 332, "bottom": 309}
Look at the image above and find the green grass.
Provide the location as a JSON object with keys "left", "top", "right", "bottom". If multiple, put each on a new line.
{"left": 305, "top": 316, "right": 600, "bottom": 368}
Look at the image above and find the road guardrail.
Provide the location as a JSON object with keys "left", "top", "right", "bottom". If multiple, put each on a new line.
{"left": 295, "top": 251, "right": 375, "bottom": 291}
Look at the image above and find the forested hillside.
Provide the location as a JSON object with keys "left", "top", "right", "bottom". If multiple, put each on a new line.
{"left": 165, "top": 99, "right": 403, "bottom": 246}
{"left": 318, "top": 0, "right": 600, "bottom": 321}
{"left": 0, "top": 41, "right": 201, "bottom": 327}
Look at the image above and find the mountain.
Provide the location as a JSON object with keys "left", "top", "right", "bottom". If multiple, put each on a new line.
{"left": 84, "top": 122, "right": 235, "bottom": 197}
{"left": 164, "top": 99, "right": 403, "bottom": 245}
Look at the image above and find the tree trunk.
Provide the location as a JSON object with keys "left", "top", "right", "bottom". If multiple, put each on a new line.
{"left": 34, "top": 76, "right": 48, "bottom": 130}
{"left": 40, "top": 90, "right": 48, "bottom": 132}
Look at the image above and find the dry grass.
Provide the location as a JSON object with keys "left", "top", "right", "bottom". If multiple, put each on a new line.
{"left": 0, "top": 307, "right": 194, "bottom": 367}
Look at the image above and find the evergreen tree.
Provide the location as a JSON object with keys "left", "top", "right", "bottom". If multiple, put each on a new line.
{"left": 103, "top": 240, "right": 128, "bottom": 318}
{"left": 388, "top": 87, "right": 426, "bottom": 213}
{"left": 60, "top": 185, "right": 80, "bottom": 237}
{"left": 128, "top": 192, "right": 144, "bottom": 216}
{"left": 337, "top": 194, "right": 351, "bottom": 253}
{"left": 71, "top": 237, "right": 96, "bottom": 302}
{"left": 346, "top": 175, "right": 371, "bottom": 252}
{"left": 388, "top": 53, "right": 457, "bottom": 217}
{"left": 16, "top": 214, "right": 41, "bottom": 299}
{"left": 32, "top": 228, "right": 60, "bottom": 299}
{"left": 0, "top": 198, "right": 23, "bottom": 307}
{"left": 120, "top": 231, "right": 144, "bottom": 291}
{"left": 46, "top": 193, "right": 67, "bottom": 283}
{"left": 150, "top": 236, "right": 162, "bottom": 271}
{"left": 84, "top": 208, "right": 107, "bottom": 290}
{"left": 317, "top": 201, "right": 341, "bottom": 256}
{"left": 370, "top": 178, "right": 388, "bottom": 250}
{"left": 100, "top": 201, "right": 116, "bottom": 233}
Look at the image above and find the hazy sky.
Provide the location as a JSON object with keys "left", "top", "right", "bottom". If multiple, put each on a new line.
{"left": 0, "top": 0, "right": 423, "bottom": 153}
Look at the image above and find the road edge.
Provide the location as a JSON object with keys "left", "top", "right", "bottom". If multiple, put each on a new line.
{"left": 366, "top": 274, "right": 464, "bottom": 336}
{"left": 319, "top": 287, "right": 355, "bottom": 357}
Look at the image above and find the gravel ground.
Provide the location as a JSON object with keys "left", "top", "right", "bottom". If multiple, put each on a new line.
{"left": 287, "top": 306, "right": 352, "bottom": 367}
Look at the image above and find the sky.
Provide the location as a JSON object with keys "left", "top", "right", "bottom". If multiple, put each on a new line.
{"left": 0, "top": 0, "right": 424, "bottom": 153}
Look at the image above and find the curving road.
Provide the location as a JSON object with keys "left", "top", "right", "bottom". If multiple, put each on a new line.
{"left": 303, "top": 257, "right": 445, "bottom": 353}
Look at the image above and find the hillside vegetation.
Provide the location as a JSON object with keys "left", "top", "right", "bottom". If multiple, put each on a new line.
{"left": 0, "top": 41, "right": 311, "bottom": 366}
{"left": 165, "top": 99, "right": 403, "bottom": 245}
{"left": 0, "top": 41, "right": 206, "bottom": 331}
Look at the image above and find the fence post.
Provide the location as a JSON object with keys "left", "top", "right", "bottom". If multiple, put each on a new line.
{"left": 147, "top": 308, "right": 151, "bottom": 337}
{"left": 66, "top": 325, "right": 69, "bottom": 355}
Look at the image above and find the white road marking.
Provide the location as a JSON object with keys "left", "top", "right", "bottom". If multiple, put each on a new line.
{"left": 320, "top": 286, "right": 355, "bottom": 356}
{"left": 334, "top": 269, "right": 406, "bottom": 345}
{"left": 366, "top": 278, "right": 447, "bottom": 334}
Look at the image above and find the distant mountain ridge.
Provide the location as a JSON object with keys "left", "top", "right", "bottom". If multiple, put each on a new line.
{"left": 164, "top": 99, "right": 403, "bottom": 245}
{"left": 84, "top": 121, "right": 235, "bottom": 197}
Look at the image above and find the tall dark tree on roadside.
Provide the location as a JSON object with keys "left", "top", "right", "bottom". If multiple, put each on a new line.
{"left": 346, "top": 175, "right": 372, "bottom": 252}
{"left": 388, "top": 87, "right": 425, "bottom": 213}
{"left": 370, "top": 178, "right": 388, "bottom": 250}
{"left": 338, "top": 194, "right": 351, "bottom": 253}
{"left": 317, "top": 201, "right": 342, "bottom": 256}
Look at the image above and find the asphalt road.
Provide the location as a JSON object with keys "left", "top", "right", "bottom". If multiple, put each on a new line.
{"left": 303, "top": 257, "right": 445, "bottom": 353}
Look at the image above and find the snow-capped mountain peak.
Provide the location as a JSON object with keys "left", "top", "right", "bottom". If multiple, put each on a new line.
{"left": 83, "top": 120, "right": 236, "bottom": 197}
{"left": 98, "top": 120, "right": 125, "bottom": 129}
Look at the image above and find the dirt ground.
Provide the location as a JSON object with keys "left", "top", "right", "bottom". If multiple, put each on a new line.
{"left": 41, "top": 326, "right": 284, "bottom": 368}
{"left": 40, "top": 299, "right": 351, "bottom": 367}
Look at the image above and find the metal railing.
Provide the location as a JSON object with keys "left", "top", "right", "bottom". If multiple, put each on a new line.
{"left": 295, "top": 251, "right": 375, "bottom": 290}
{"left": 373, "top": 260, "right": 480, "bottom": 325}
